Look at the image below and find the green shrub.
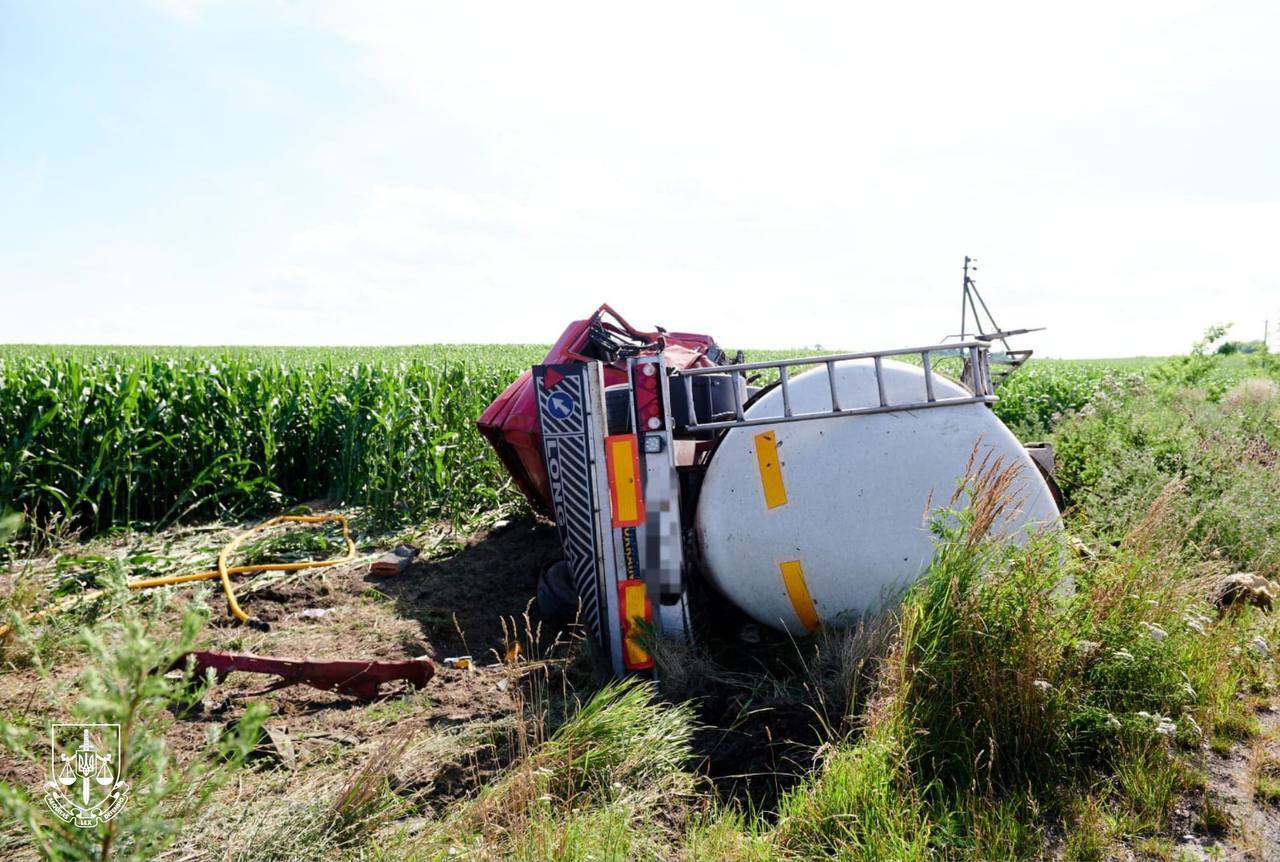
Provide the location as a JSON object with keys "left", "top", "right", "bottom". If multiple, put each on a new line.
{"left": 992, "top": 362, "right": 1115, "bottom": 439}
{"left": 1053, "top": 367, "right": 1280, "bottom": 574}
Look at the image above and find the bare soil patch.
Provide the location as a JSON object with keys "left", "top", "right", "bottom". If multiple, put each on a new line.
{"left": 0, "top": 515, "right": 567, "bottom": 838}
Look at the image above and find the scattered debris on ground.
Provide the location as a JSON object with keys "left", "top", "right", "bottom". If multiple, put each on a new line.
{"left": 1215, "top": 573, "right": 1278, "bottom": 613}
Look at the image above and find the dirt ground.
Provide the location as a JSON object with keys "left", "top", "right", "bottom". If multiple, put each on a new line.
{"left": 3, "top": 515, "right": 1278, "bottom": 860}
{"left": 0, "top": 515, "right": 571, "bottom": 855}
{"left": 1182, "top": 702, "right": 1280, "bottom": 861}
{"left": 0, "top": 512, "right": 841, "bottom": 859}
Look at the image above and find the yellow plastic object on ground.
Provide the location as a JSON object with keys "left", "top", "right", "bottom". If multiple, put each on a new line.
{"left": 0, "top": 513, "right": 356, "bottom": 636}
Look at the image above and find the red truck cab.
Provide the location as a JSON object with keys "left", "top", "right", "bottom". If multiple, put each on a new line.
{"left": 477, "top": 305, "right": 721, "bottom": 515}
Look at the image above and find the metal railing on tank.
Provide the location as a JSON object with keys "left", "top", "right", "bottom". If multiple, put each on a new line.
{"left": 668, "top": 340, "right": 997, "bottom": 433}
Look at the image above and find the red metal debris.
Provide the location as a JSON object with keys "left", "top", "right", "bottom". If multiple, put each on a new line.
{"left": 185, "top": 650, "right": 435, "bottom": 701}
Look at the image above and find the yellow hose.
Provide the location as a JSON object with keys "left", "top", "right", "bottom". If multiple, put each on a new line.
{"left": 0, "top": 513, "right": 355, "bottom": 636}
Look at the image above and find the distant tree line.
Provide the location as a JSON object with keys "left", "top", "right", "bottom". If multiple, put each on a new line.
{"left": 1216, "top": 339, "right": 1269, "bottom": 355}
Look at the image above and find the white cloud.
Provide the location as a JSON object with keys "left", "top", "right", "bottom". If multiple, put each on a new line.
{"left": 231, "top": 0, "right": 1278, "bottom": 354}
{"left": 13, "top": 1, "right": 1279, "bottom": 354}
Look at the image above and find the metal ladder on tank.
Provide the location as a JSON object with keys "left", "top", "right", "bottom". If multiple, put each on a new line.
{"left": 669, "top": 340, "right": 997, "bottom": 433}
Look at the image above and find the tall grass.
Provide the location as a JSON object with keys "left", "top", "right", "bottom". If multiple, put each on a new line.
{"left": 765, "top": 472, "right": 1276, "bottom": 861}
{"left": 422, "top": 678, "right": 698, "bottom": 860}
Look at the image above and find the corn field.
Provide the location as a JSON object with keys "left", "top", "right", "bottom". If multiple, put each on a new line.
{"left": 0, "top": 345, "right": 1212, "bottom": 538}
{"left": 0, "top": 346, "right": 546, "bottom": 534}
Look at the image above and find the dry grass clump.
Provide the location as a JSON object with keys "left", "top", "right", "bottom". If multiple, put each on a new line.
{"left": 1223, "top": 377, "right": 1280, "bottom": 408}
{"left": 327, "top": 723, "right": 417, "bottom": 841}
{"left": 1250, "top": 742, "right": 1280, "bottom": 805}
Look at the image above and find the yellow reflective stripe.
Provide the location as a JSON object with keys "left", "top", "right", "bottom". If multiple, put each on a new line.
{"left": 779, "top": 560, "right": 820, "bottom": 632}
{"left": 619, "top": 580, "right": 652, "bottom": 669}
{"left": 606, "top": 435, "right": 643, "bottom": 526}
{"left": 754, "top": 430, "right": 787, "bottom": 509}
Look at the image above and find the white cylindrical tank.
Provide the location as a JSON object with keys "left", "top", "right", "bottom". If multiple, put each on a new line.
{"left": 694, "top": 358, "right": 1060, "bottom": 634}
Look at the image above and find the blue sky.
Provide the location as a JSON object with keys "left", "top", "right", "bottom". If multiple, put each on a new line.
{"left": 2, "top": 1, "right": 1278, "bottom": 356}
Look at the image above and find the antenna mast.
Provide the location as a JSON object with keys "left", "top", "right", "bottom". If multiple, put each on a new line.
{"left": 954, "top": 256, "right": 1041, "bottom": 387}
{"left": 960, "top": 256, "right": 1012, "bottom": 354}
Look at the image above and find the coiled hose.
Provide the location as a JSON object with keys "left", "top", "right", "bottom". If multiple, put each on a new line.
{"left": 0, "top": 513, "right": 356, "bottom": 637}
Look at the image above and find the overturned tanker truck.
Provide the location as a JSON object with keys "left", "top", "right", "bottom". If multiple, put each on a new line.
{"left": 478, "top": 278, "right": 1060, "bottom": 676}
